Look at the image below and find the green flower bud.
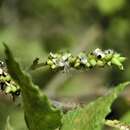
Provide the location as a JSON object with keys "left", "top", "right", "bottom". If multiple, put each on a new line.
{"left": 69, "top": 57, "right": 76, "bottom": 64}
{"left": 113, "top": 53, "right": 121, "bottom": 58}
{"left": 107, "top": 61, "right": 112, "bottom": 66}
{"left": 0, "top": 76, "right": 4, "bottom": 81}
{"left": 78, "top": 53, "right": 88, "bottom": 65}
{"left": 5, "top": 75, "right": 11, "bottom": 81}
{"left": 89, "top": 59, "right": 97, "bottom": 67}
{"left": 119, "top": 57, "right": 126, "bottom": 62}
{"left": 49, "top": 52, "right": 60, "bottom": 59}
{"left": 62, "top": 53, "right": 71, "bottom": 61}
{"left": 76, "top": 59, "right": 80, "bottom": 63}
{"left": 104, "top": 54, "right": 113, "bottom": 61}
{"left": 85, "top": 62, "right": 91, "bottom": 67}
{"left": 111, "top": 58, "right": 123, "bottom": 70}
{"left": 5, "top": 85, "right": 12, "bottom": 93}
{"left": 11, "top": 85, "right": 17, "bottom": 92}
{"left": 74, "top": 62, "right": 80, "bottom": 68}
{"left": 47, "top": 60, "right": 53, "bottom": 66}
{"left": 88, "top": 53, "right": 95, "bottom": 59}
{"left": 97, "top": 60, "right": 105, "bottom": 67}
{"left": 51, "top": 64, "right": 57, "bottom": 69}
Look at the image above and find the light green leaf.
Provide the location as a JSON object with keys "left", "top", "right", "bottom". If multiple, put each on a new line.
{"left": 61, "top": 82, "right": 130, "bottom": 130}
{"left": 4, "top": 44, "right": 62, "bottom": 130}
{"left": 96, "top": 0, "right": 125, "bottom": 14}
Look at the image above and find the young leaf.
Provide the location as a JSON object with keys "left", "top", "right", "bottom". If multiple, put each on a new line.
{"left": 61, "top": 82, "right": 130, "bottom": 130}
{"left": 4, "top": 44, "right": 62, "bottom": 130}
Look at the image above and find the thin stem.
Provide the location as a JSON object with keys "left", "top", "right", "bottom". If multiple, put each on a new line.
{"left": 30, "top": 62, "right": 47, "bottom": 70}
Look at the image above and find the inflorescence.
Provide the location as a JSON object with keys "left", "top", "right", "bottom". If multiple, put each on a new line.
{"left": 0, "top": 48, "right": 126, "bottom": 98}
{"left": 46, "top": 48, "right": 126, "bottom": 71}
{"left": 0, "top": 61, "right": 20, "bottom": 99}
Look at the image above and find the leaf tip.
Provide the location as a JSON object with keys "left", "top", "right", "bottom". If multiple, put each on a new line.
{"left": 3, "top": 42, "right": 11, "bottom": 58}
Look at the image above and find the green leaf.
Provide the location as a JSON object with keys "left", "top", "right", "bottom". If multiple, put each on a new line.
{"left": 61, "top": 82, "right": 130, "bottom": 130}
{"left": 4, "top": 44, "right": 62, "bottom": 130}
{"left": 96, "top": 0, "right": 125, "bottom": 15}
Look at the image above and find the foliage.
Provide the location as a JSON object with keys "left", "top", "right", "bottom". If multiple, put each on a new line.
{"left": 0, "top": 45, "right": 129, "bottom": 130}
{"left": 0, "top": 48, "right": 126, "bottom": 97}
{"left": 0, "top": 0, "right": 130, "bottom": 130}
{"left": 4, "top": 44, "right": 62, "bottom": 130}
{"left": 61, "top": 82, "right": 130, "bottom": 130}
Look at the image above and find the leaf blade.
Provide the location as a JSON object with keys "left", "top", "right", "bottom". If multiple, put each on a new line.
{"left": 4, "top": 44, "right": 62, "bottom": 130}
{"left": 61, "top": 82, "right": 130, "bottom": 130}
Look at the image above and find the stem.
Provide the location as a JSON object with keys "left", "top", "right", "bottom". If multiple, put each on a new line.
{"left": 30, "top": 62, "right": 47, "bottom": 70}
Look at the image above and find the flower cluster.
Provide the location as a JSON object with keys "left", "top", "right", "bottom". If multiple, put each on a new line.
{"left": 0, "top": 48, "right": 126, "bottom": 99}
{"left": 0, "top": 61, "right": 20, "bottom": 99}
{"left": 46, "top": 48, "right": 126, "bottom": 71}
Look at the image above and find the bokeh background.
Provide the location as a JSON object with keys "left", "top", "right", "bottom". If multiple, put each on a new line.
{"left": 0, "top": 0, "right": 130, "bottom": 129}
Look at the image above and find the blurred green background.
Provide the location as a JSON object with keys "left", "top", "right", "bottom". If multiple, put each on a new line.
{"left": 0, "top": 0, "right": 130, "bottom": 130}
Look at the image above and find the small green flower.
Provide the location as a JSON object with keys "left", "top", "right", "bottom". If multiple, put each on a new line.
{"left": 47, "top": 59, "right": 53, "bottom": 66}
{"left": 104, "top": 49, "right": 114, "bottom": 61}
{"left": 111, "top": 53, "right": 126, "bottom": 70}
{"left": 0, "top": 60, "right": 20, "bottom": 98}
{"left": 47, "top": 52, "right": 72, "bottom": 71}
{"left": 97, "top": 60, "right": 105, "bottom": 67}
{"left": 89, "top": 59, "right": 97, "bottom": 67}
{"left": 74, "top": 52, "right": 88, "bottom": 68}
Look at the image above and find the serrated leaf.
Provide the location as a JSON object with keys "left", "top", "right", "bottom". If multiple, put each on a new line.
{"left": 61, "top": 82, "right": 130, "bottom": 130}
{"left": 4, "top": 44, "right": 62, "bottom": 130}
